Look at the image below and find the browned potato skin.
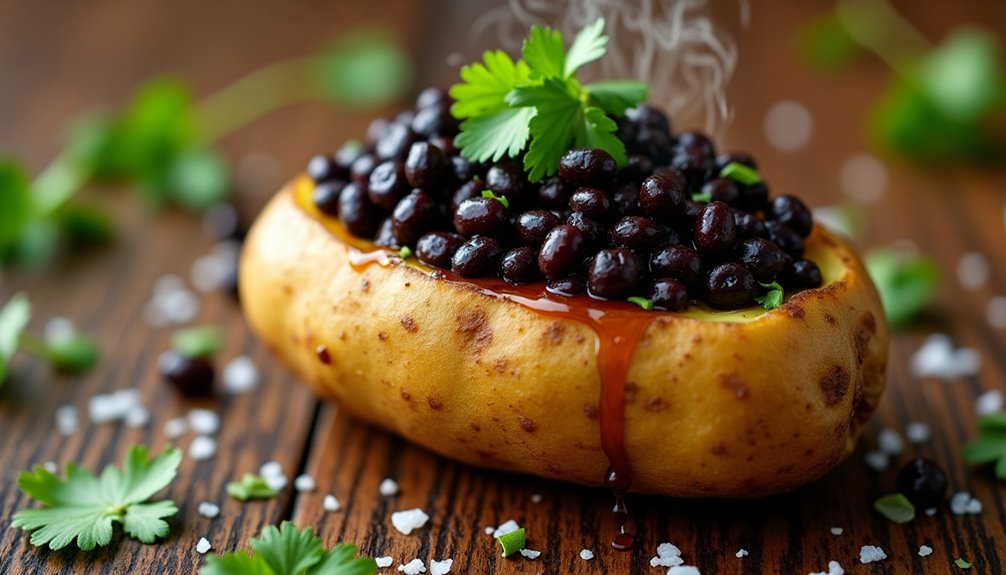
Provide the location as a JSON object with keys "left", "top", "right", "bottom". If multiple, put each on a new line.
{"left": 241, "top": 178, "right": 889, "bottom": 497}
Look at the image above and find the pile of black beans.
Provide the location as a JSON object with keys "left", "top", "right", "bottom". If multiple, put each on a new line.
{"left": 306, "top": 87, "right": 823, "bottom": 310}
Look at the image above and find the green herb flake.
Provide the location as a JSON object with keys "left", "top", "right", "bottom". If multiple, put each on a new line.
{"left": 955, "top": 558, "right": 972, "bottom": 569}
{"left": 627, "top": 296, "right": 653, "bottom": 311}
{"left": 864, "top": 247, "right": 939, "bottom": 329}
{"left": 754, "top": 282, "right": 785, "bottom": 310}
{"left": 873, "top": 493, "right": 916, "bottom": 524}
{"left": 398, "top": 246, "right": 413, "bottom": 259}
{"left": 226, "top": 473, "right": 278, "bottom": 501}
{"left": 497, "top": 527, "right": 526, "bottom": 557}
{"left": 172, "top": 325, "right": 224, "bottom": 359}
{"left": 41, "top": 333, "right": 101, "bottom": 374}
{"left": 963, "top": 411, "right": 1006, "bottom": 482}
{"left": 200, "top": 521, "right": 377, "bottom": 575}
{"left": 691, "top": 192, "right": 712, "bottom": 203}
{"left": 0, "top": 293, "right": 31, "bottom": 384}
{"left": 12, "top": 445, "right": 182, "bottom": 550}
{"left": 719, "top": 161, "right": 762, "bottom": 186}
{"left": 481, "top": 189, "right": 510, "bottom": 209}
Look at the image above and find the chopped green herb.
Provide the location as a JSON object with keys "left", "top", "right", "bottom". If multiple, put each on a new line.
{"left": 755, "top": 282, "right": 785, "bottom": 310}
{"left": 864, "top": 247, "right": 939, "bottom": 329}
{"left": 481, "top": 189, "right": 510, "bottom": 209}
{"left": 20, "top": 332, "right": 101, "bottom": 374}
{"left": 398, "top": 246, "right": 412, "bottom": 259}
{"left": 200, "top": 521, "right": 377, "bottom": 575}
{"left": 12, "top": 445, "right": 181, "bottom": 550}
{"left": 691, "top": 192, "right": 712, "bottom": 203}
{"left": 719, "top": 161, "right": 762, "bottom": 186}
{"left": 451, "top": 18, "right": 647, "bottom": 181}
{"left": 955, "top": 558, "right": 972, "bottom": 569}
{"left": 172, "top": 325, "right": 224, "bottom": 359}
{"left": 873, "top": 493, "right": 916, "bottom": 523}
{"left": 226, "top": 473, "right": 278, "bottom": 501}
{"left": 627, "top": 296, "right": 653, "bottom": 311}
{"left": 0, "top": 293, "right": 31, "bottom": 384}
{"left": 497, "top": 527, "right": 526, "bottom": 557}
{"left": 963, "top": 412, "right": 1006, "bottom": 482}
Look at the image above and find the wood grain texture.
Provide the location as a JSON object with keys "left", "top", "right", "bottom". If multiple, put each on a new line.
{"left": 2, "top": 0, "right": 1006, "bottom": 574}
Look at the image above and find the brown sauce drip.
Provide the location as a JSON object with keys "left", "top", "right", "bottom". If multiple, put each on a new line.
{"left": 296, "top": 182, "right": 658, "bottom": 550}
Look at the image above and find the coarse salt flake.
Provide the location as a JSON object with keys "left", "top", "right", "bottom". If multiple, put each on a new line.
{"left": 125, "top": 406, "right": 150, "bottom": 428}
{"left": 531, "top": 493, "right": 543, "bottom": 504}
{"left": 830, "top": 527, "right": 843, "bottom": 536}
{"left": 88, "top": 389, "right": 140, "bottom": 423}
{"left": 492, "top": 520, "right": 519, "bottom": 538}
{"left": 222, "top": 355, "right": 259, "bottom": 394}
{"left": 957, "top": 252, "right": 990, "bottom": 291}
{"left": 808, "top": 560, "right": 844, "bottom": 575}
{"left": 910, "top": 334, "right": 981, "bottom": 380}
{"left": 975, "top": 390, "right": 1004, "bottom": 416}
{"left": 736, "top": 549, "right": 749, "bottom": 558}
{"left": 391, "top": 508, "right": 429, "bottom": 535}
{"left": 379, "top": 478, "right": 399, "bottom": 496}
{"left": 864, "top": 450, "right": 889, "bottom": 472}
{"left": 579, "top": 549, "right": 594, "bottom": 561}
{"left": 323, "top": 494, "right": 341, "bottom": 512}
{"left": 918, "top": 545, "right": 933, "bottom": 557}
{"left": 519, "top": 549, "right": 541, "bottom": 559}
{"left": 397, "top": 559, "right": 426, "bottom": 574}
{"left": 294, "top": 474, "right": 316, "bottom": 492}
{"left": 260, "top": 461, "right": 283, "bottom": 477}
{"left": 483, "top": 526, "right": 494, "bottom": 535}
{"left": 667, "top": 567, "right": 702, "bottom": 575}
{"left": 43, "top": 461, "right": 58, "bottom": 473}
{"left": 264, "top": 474, "right": 288, "bottom": 491}
{"left": 189, "top": 436, "right": 217, "bottom": 461}
{"left": 651, "top": 541, "right": 685, "bottom": 567}
{"left": 905, "top": 422, "right": 931, "bottom": 444}
{"left": 197, "top": 502, "right": 220, "bottom": 518}
{"left": 164, "top": 417, "right": 188, "bottom": 439}
{"left": 55, "top": 405, "right": 79, "bottom": 436}
{"left": 196, "top": 537, "right": 212, "bottom": 554}
{"left": 859, "top": 545, "right": 887, "bottom": 564}
{"left": 987, "top": 296, "right": 1006, "bottom": 329}
{"left": 188, "top": 408, "right": 220, "bottom": 435}
{"left": 764, "top": 100, "right": 813, "bottom": 152}
{"left": 376, "top": 556, "right": 394, "bottom": 568}
{"left": 429, "top": 559, "right": 452, "bottom": 575}
{"left": 951, "top": 492, "right": 982, "bottom": 515}
{"left": 877, "top": 428, "right": 904, "bottom": 455}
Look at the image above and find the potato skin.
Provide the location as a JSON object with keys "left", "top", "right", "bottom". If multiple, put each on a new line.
{"left": 241, "top": 178, "right": 888, "bottom": 497}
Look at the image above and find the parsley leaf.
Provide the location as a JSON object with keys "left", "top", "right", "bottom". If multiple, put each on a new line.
{"left": 523, "top": 25, "right": 565, "bottom": 79}
{"left": 955, "top": 558, "right": 972, "bottom": 569}
{"left": 227, "top": 473, "right": 278, "bottom": 501}
{"left": 454, "top": 107, "right": 535, "bottom": 164}
{"left": 12, "top": 445, "right": 182, "bottom": 550}
{"left": 576, "top": 106, "right": 627, "bottom": 166}
{"left": 0, "top": 293, "right": 31, "bottom": 384}
{"left": 585, "top": 81, "right": 649, "bottom": 117}
{"left": 173, "top": 325, "right": 224, "bottom": 359}
{"left": 755, "top": 282, "right": 785, "bottom": 310}
{"left": 200, "top": 521, "right": 377, "bottom": 575}
{"left": 864, "top": 247, "right": 939, "bottom": 328}
{"left": 564, "top": 18, "right": 609, "bottom": 76}
{"left": 481, "top": 190, "right": 510, "bottom": 209}
{"left": 873, "top": 493, "right": 916, "bottom": 523}
{"left": 508, "top": 78, "right": 581, "bottom": 181}
{"left": 450, "top": 50, "right": 531, "bottom": 119}
{"left": 963, "top": 412, "right": 1006, "bottom": 482}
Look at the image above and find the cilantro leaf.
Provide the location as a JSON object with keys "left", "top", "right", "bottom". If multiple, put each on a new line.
{"left": 450, "top": 50, "right": 531, "bottom": 119}
{"left": 12, "top": 446, "right": 182, "bottom": 550}
{"left": 873, "top": 493, "right": 916, "bottom": 523}
{"left": 963, "top": 412, "right": 1006, "bottom": 482}
{"left": 227, "top": 473, "right": 278, "bottom": 501}
{"left": 173, "top": 325, "right": 225, "bottom": 359}
{"left": 864, "top": 247, "right": 939, "bottom": 328}
{"left": 585, "top": 81, "right": 649, "bottom": 117}
{"left": 955, "top": 558, "right": 972, "bottom": 569}
{"left": 522, "top": 25, "right": 565, "bottom": 79}
{"left": 0, "top": 293, "right": 31, "bottom": 384}
{"left": 0, "top": 161, "right": 33, "bottom": 259}
{"left": 755, "top": 282, "right": 785, "bottom": 310}
{"left": 508, "top": 78, "right": 581, "bottom": 181}
{"left": 454, "top": 107, "right": 535, "bottom": 164}
{"left": 576, "top": 106, "right": 627, "bottom": 167}
{"left": 564, "top": 18, "right": 608, "bottom": 76}
{"left": 200, "top": 521, "right": 377, "bottom": 575}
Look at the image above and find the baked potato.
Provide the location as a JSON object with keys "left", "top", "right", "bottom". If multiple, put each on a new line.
{"left": 240, "top": 175, "right": 888, "bottom": 497}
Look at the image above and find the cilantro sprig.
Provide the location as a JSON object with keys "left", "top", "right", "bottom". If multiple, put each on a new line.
{"left": 200, "top": 521, "right": 377, "bottom": 575}
{"left": 755, "top": 282, "right": 785, "bottom": 310}
{"left": 0, "top": 293, "right": 101, "bottom": 385}
{"left": 227, "top": 473, "right": 279, "bottom": 501}
{"left": 12, "top": 446, "right": 182, "bottom": 550}
{"left": 450, "top": 18, "right": 647, "bottom": 182}
{"left": 963, "top": 412, "right": 1006, "bottom": 482}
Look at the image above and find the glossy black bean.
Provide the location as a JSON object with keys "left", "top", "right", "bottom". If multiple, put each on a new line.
{"left": 373, "top": 216, "right": 399, "bottom": 249}
{"left": 349, "top": 153, "right": 378, "bottom": 185}
{"left": 569, "top": 187, "right": 612, "bottom": 219}
{"left": 411, "top": 105, "right": 458, "bottom": 137}
{"left": 312, "top": 181, "right": 346, "bottom": 216}
{"left": 338, "top": 182, "right": 380, "bottom": 238}
{"left": 500, "top": 246, "right": 539, "bottom": 284}
{"left": 566, "top": 211, "right": 606, "bottom": 247}
{"left": 737, "top": 181, "right": 770, "bottom": 211}
{"left": 622, "top": 155, "right": 654, "bottom": 184}
{"left": 451, "top": 180, "right": 482, "bottom": 214}
{"left": 764, "top": 220, "right": 805, "bottom": 258}
{"left": 670, "top": 145, "right": 714, "bottom": 192}
{"left": 650, "top": 245, "right": 703, "bottom": 289}
{"left": 705, "top": 262, "right": 757, "bottom": 309}
{"left": 307, "top": 154, "right": 341, "bottom": 183}
{"left": 416, "top": 87, "right": 448, "bottom": 110}
{"left": 734, "top": 210, "right": 768, "bottom": 239}
{"left": 546, "top": 275, "right": 587, "bottom": 297}
{"left": 451, "top": 236, "right": 504, "bottom": 277}
{"left": 375, "top": 121, "right": 415, "bottom": 160}
{"left": 767, "top": 194, "right": 813, "bottom": 237}
{"left": 702, "top": 178, "right": 740, "bottom": 205}
{"left": 612, "top": 183, "right": 642, "bottom": 217}
{"left": 454, "top": 197, "right": 509, "bottom": 237}
{"left": 416, "top": 231, "right": 464, "bottom": 269}
{"left": 537, "top": 176, "right": 570, "bottom": 210}
{"left": 675, "top": 130, "right": 715, "bottom": 155}
{"left": 734, "top": 238, "right": 787, "bottom": 282}
{"left": 609, "top": 216, "right": 667, "bottom": 252}
{"left": 450, "top": 155, "right": 477, "bottom": 184}
{"left": 366, "top": 118, "right": 390, "bottom": 146}
{"left": 631, "top": 128, "right": 672, "bottom": 165}
{"left": 896, "top": 458, "right": 948, "bottom": 508}
{"left": 649, "top": 278, "right": 689, "bottom": 311}
{"left": 159, "top": 350, "right": 214, "bottom": 395}
{"left": 782, "top": 259, "right": 823, "bottom": 288}
{"left": 404, "top": 142, "right": 448, "bottom": 190}
{"left": 588, "top": 248, "right": 644, "bottom": 299}
{"left": 392, "top": 191, "right": 438, "bottom": 245}
{"left": 514, "top": 210, "right": 561, "bottom": 247}
{"left": 486, "top": 160, "right": 529, "bottom": 203}
{"left": 693, "top": 201, "right": 737, "bottom": 255}
{"left": 625, "top": 105, "right": 671, "bottom": 136}
{"left": 639, "top": 172, "right": 687, "bottom": 220}
{"left": 367, "top": 160, "right": 410, "bottom": 210}
{"left": 558, "top": 148, "right": 617, "bottom": 188}
{"left": 538, "top": 224, "right": 586, "bottom": 279}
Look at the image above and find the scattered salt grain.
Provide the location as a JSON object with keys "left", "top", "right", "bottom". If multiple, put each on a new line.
{"left": 188, "top": 409, "right": 220, "bottom": 435}
{"left": 397, "top": 559, "right": 426, "bottom": 574}
{"left": 155, "top": 275, "right": 186, "bottom": 296}
{"left": 951, "top": 492, "right": 982, "bottom": 515}
{"left": 859, "top": 545, "right": 887, "bottom": 564}
{"left": 159, "top": 289, "right": 200, "bottom": 325}
{"left": 830, "top": 527, "right": 843, "bottom": 536}
{"left": 164, "top": 417, "right": 188, "bottom": 438}
{"left": 877, "top": 428, "right": 904, "bottom": 455}
{"left": 222, "top": 356, "right": 259, "bottom": 394}
{"left": 125, "top": 406, "right": 150, "bottom": 428}
{"left": 579, "top": 549, "right": 594, "bottom": 561}
{"left": 492, "top": 520, "right": 520, "bottom": 538}
{"left": 667, "top": 567, "right": 702, "bottom": 575}
{"left": 264, "top": 474, "right": 288, "bottom": 491}
{"left": 736, "top": 549, "right": 749, "bottom": 558}
{"left": 43, "top": 461, "right": 58, "bottom": 473}
{"left": 376, "top": 556, "right": 394, "bottom": 568}
{"left": 260, "top": 461, "right": 283, "bottom": 478}
{"left": 294, "top": 474, "right": 316, "bottom": 493}
{"left": 957, "top": 252, "right": 990, "bottom": 291}
{"left": 429, "top": 559, "right": 452, "bottom": 575}
{"left": 911, "top": 334, "right": 981, "bottom": 380}
{"left": 188, "top": 436, "right": 217, "bottom": 461}
{"left": 519, "top": 549, "right": 541, "bottom": 559}
{"left": 391, "top": 508, "right": 430, "bottom": 535}
{"left": 764, "top": 100, "right": 813, "bottom": 152}
{"left": 987, "top": 296, "right": 1006, "bottom": 329}
{"left": 484, "top": 526, "right": 494, "bottom": 535}
{"left": 323, "top": 494, "right": 341, "bottom": 512}
{"left": 196, "top": 537, "right": 212, "bottom": 554}
{"left": 55, "top": 405, "right": 79, "bottom": 435}
{"left": 808, "top": 560, "right": 845, "bottom": 575}
{"left": 88, "top": 389, "right": 141, "bottom": 423}
{"left": 191, "top": 243, "right": 239, "bottom": 293}
{"left": 380, "top": 478, "right": 399, "bottom": 496}
{"left": 975, "top": 390, "right": 1004, "bottom": 416}
{"left": 531, "top": 493, "right": 543, "bottom": 504}
{"left": 864, "top": 450, "right": 889, "bottom": 472}
{"left": 840, "top": 153, "right": 887, "bottom": 203}
{"left": 918, "top": 545, "right": 933, "bottom": 557}
{"left": 651, "top": 542, "right": 684, "bottom": 567}
{"left": 198, "top": 502, "right": 220, "bottom": 519}
{"left": 925, "top": 507, "right": 938, "bottom": 517}
{"left": 905, "top": 422, "right": 932, "bottom": 444}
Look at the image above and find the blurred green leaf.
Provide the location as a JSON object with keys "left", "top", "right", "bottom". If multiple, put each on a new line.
{"left": 42, "top": 333, "right": 101, "bottom": 374}
{"left": 0, "top": 293, "right": 31, "bottom": 384}
{"left": 9, "top": 219, "right": 60, "bottom": 269}
{"left": 314, "top": 28, "right": 412, "bottom": 107}
{"left": 164, "top": 148, "right": 229, "bottom": 211}
{"left": 801, "top": 13, "right": 862, "bottom": 69}
{"left": 921, "top": 29, "right": 1004, "bottom": 121}
{"left": 864, "top": 247, "right": 939, "bottom": 329}
{"left": 173, "top": 325, "right": 224, "bottom": 359}
{"left": 0, "top": 161, "right": 33, "bottom": 259}
{"left": 56, "top": 204, "right": 116, "bottom": 247}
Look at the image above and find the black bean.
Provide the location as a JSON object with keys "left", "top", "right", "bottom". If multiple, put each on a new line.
{"left": 373, "top": 216, "right": 399, "bottom": 249}
{"left": 451, "top": 179, "right": 482, "bottom": 214}
{"left": 452, "top": 236, "right": 503, "bottom": 277}
{"left": 631, "top": 128, "right": 672, "bottom": 165}
{"left": 670, "top": 145, "right": 714, "bottom": 192}
{"left": 538, "top": 224, "right": 586, "bottom": 279}
{"left": 416, "top": 87, "right": 448, "bottom": 110}
{"left": 622, "top": 155, "right": 654, "bottom": 184}
{"left": 702, "top": 178, "right": 740, "bottom": 205}
{"left": 307, "top": 154, "right": 341, "bottom": 183}
{"left": 159, "top": 350, "right": 214, "bottom": 395}
{"left": 639, "top": 172, "right": 687, "bottom": 220}
{"left": 767, "top": 194, "right": 813, "bottom": 237}
{"left": 588, "top": 248, "right": 644, "bottom": 299}
{"left": 500, "top": 246, "right": 539, "bottom": 284}
{"left": 546, "top": 275, "right": 587, "bottom": 297}
{"left": 537, "top": 176, "right": 570, "bottom": 210}
{"left": 625, "top": 105, "right": 671, "bottom": 136}
{"left": 368, "top": 160, "right": 410, "bottom": 211}
{"left": 558, "top": 148, "right": 617, "bottom": 188}
{"left": 693, "top": 201, "right": 737, "bottom": 255}
{"left": 612, "top": 183, "right": 642, "bottom": 217}
{"left": 454, "top": 197, "right": 508, "bottom": 237}
{"left": 706, "top": 262, "right": 756, "bottom": 309}
{"left": 411, "top": 105, "right": 457, "bottom": 138}
{"left": 764, "top": 220, "right": 805, "bottom": 258}
{"left": 404, "top": 142, "right": 448, "bottom": 190}
{"left": 609, "top": 216, "right": 668, "bottom": 252}
{"left": 486, "top": 160, "right": 529, "bottom": 203}
{"left": 734, "top": 210, "right": 768, "bottom": 239}
{"left": 649, "top": 278, "right": 689, "bottom": 311}
{"left": 737, "top": 181, "right": 769, "bottom": 211}
{"left": 450, "top": 155, "right": 478, "bottom": 184}
{"left": 566, "top": 212, "right": 606, "bottom": 247}
{"left": 569, "top": 187, "right": 612, "bottom": 219}
{"left": 312, "top": 181, "right": 346, "bottom": 216}
{"left": 366, "top": 118, "right": 390, "bottom": 146}
{"left": 416, "top": 231, "right": 464, "bottom": 269}
{"left": 675, "top": 130, "right": 715, "bottom": 155}
{"left": 650, "top": 245, "right": 703, "bottom": 289}
{"left": 338, "top": 182, "right": 380, "bottom": 238}
{"left": 429, "top": 135, "right": 458, "bottom": 156}
{"left": 392, "top": 191, "right": 438, "bottom": 245}
{"left": 734, "top": 238, "right": 787, "bottom": 282}
{"left": 781, "top": 259, "right": 823, "bottom": 288}
{"left": 514, "top": 210, "right": 561, "bottom": 247}
{"left": 375, "top": 121, "right": 415, "bottom": 160}
{"left": 350, "top": 153, "right": 378, "bottom": 185}
{"left": 896, "top": 458, "right": 948, "bottom": 508}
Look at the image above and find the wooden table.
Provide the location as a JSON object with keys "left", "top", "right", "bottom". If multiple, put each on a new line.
{"left": 1, "top": 1, "right": 1005, "bottom": 573}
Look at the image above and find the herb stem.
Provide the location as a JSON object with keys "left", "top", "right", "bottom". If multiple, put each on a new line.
{"left": 836, "top": 0, "right": 932, "bottom": 76}
{"left": 30, "top": 150, "right": 88, "bottom": 216}
{"left": 194, "top": 57, "right": 322, "bottom": 144}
